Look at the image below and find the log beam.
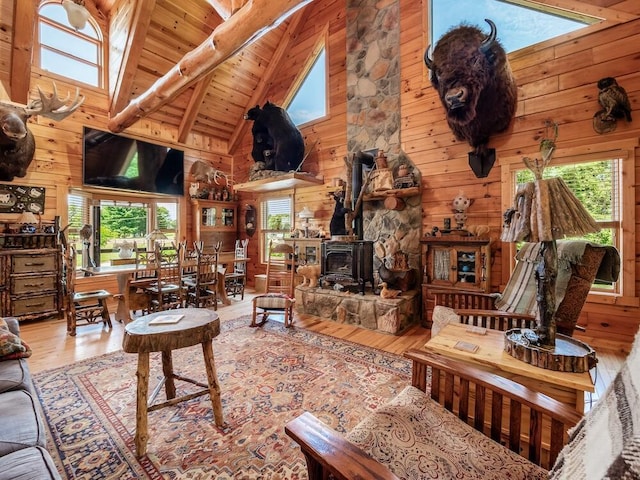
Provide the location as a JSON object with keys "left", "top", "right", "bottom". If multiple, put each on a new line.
{"left": 107, "top": 0, "right": 315, "bottom": 133}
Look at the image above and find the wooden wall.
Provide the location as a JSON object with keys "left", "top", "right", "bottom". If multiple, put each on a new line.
{"left": 233, "top": 0, "right": 640, "bottom": 350}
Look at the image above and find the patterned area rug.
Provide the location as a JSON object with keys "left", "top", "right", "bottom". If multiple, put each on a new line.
{"left": 34, "top": 315, "right": 411, "bottom": 479}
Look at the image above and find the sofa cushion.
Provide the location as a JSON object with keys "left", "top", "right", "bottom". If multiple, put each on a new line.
{"left": 346, "top": 385, "right": 548, "bottom": 479}
{"left": 0, "top": 318, "right": 31, "bottom": 361}
{"left": 0, "top": 389, "right": 46, "bottom": 456}
{"left": 0, "top": 358, "right": 32, "bottom": 394}
{"left": 0, "top": 446, "right": 61, "bottom": 480}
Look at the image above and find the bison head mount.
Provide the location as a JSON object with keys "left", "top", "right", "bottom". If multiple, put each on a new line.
{"left": 0, "top": 83, "right": 84, "bottom": 181}
{"left": 425, "top": 19, "right": 517, "bottom": 178}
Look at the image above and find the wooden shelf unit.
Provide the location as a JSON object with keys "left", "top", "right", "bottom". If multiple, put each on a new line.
{"left": 191, "top": 199, "right": 238, "bottom": 251}
{"left": 420, "top": 235, "right": 492, "bottom": 327}
{"left": 234, "top": 172, "right": 324, "bottom": 193}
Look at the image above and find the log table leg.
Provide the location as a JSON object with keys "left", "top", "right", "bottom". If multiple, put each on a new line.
{"left": 135, "top": 352, "right": 150, "bottom": 457}
{"left": 161, "top": 350, "right": 176, "bottom": 399}
{"left": 202, "top": 340, "right": 224, "bottom": 426}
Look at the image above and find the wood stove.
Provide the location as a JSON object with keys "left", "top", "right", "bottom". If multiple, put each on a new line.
{"left": 321, "top": 240, "right": 374, "bottom": 294}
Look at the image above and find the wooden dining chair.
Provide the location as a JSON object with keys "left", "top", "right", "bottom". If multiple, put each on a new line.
{"left": 144, "top": 244, "right": 184, "bottom": 312}
{"left": 63, "top": 245, "right": 113, "bottom": 336}
{"left": 225, "top": 239, "right": 248, "bottom": 300}
{"left": 184, "top": 250, "right": 219, "bottom": 309}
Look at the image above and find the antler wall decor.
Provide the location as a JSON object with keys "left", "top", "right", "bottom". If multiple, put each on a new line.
{"left": 0, "top": 82, "right": 84, "bottom": 181}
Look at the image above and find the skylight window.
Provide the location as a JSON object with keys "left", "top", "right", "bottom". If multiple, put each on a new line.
{"left": 430, "top": 0, "right": 598, "bottom": 53}
{"left": 287, "top": 48, "right": 327, "bottom": 126}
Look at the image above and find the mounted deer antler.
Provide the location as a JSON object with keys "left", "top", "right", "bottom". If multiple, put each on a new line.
{"left": 0, "top": 82, "right": 84, "bottom": 181}
{"left": 25, "top": 83, "right": 85, "bottom": 121}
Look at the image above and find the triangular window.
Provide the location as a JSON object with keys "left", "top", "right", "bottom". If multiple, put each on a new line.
{"left": 287, "top": 47, "right": 327, "bottom": 126}
{"left": 430, "top": 0, "right": 599, "bottom": 53}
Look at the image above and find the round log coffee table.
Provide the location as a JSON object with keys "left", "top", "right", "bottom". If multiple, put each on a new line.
{"left": 122, "top": 307, "right": 224, "bottom": 457}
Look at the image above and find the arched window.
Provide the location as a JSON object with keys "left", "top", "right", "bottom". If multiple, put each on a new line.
{"left": 36, "top": 1, "right": 103, "bottom": 88}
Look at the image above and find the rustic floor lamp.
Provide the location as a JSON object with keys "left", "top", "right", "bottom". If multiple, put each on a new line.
{"left": 501, "top": 127, "right": 600, "bottom": 371}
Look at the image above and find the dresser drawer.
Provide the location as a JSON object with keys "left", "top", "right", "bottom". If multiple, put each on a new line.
{"left": 11, "top": 275, "right": 57, "bottom": 294}
{"left": 11, "top": 294, "right": 57, "bottom": 316}
{"left": 12, "top": 254, "right": 57, "bottom": 274}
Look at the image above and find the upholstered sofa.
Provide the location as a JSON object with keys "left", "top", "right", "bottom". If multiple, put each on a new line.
{"left": 0, "top": 317, "right": 61, "bottom": 480}
{"left": 287, "top": 329, "right": 640, "bottom": 479}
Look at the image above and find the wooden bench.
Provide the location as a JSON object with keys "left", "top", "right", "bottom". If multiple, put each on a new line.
{"left": 286, "top": 348, "right": 585, "bottom": 479}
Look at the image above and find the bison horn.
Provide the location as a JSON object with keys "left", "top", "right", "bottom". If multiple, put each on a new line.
{"left": 479, "top": 19, "right": 497, "bottom": 55}
{"left": 423, "top": 45, "right": 434, "bottom": 70}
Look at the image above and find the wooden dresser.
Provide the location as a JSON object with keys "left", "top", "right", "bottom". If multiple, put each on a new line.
{"left": 0, "top": 231, "right": 63, "bottom": 322}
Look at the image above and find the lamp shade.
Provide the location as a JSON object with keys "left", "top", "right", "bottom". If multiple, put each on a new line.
{"left": 17, "top": 212, "right": 38, "bottom": 225}
{"left": 62, "top": 0, "right": 90, "bottom": 30}
{"left": 501, "top": 177, "right": 600, "bottom": 243}
{"left": 298, "top": 206, "right": 314, "bottom": 219}
{"left": 146, "top": 229, "right": 168, "bottom": 242}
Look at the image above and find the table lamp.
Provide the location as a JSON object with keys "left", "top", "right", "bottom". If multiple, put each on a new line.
{"left": 501, "top": 123, "right": 599, "bottom": 369}
{"left": 146, "top": 229, "right": 168, "bottom": 253}
{"left": 299, "top": 206, "right": 314, "bottom": 238}
{"left": 17, "top": 212, "right": 38, "bottom": 233}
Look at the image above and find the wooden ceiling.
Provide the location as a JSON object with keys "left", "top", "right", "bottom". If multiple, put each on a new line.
{"left": 6, "top": 0, "right": 638, "bottom": 155}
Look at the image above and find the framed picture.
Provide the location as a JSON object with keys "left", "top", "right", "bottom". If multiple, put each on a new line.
{"left": 0, "top": 184, "right": 45, "bottom": 214}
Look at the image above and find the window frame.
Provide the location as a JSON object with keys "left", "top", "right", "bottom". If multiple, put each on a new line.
{"left": 259, "top": 194, "right": 294, "bottom": 264}
{"left": 500, "top": 139, "right": 638, "bottom": 306}
{"left": 67, "top": 189, "right": 181, "bottom": 268}
{"left": 35, "top": 1, "right": 104, "bottom": 89}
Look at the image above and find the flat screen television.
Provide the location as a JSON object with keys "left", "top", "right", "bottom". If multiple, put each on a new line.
{"left": 82, "top": 126, "right": 184, "bottom": 196}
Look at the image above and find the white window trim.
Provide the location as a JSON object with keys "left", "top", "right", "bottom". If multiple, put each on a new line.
{"left": 500, "top": 138, "right": 638, "bottom": 307}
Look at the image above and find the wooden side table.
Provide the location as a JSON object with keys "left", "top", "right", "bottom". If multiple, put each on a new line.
{"left": 424, "top": 323, "right": 594, "bottom": 413}
{"left": 122, "top": 308, "right": 224, "bottom": 457}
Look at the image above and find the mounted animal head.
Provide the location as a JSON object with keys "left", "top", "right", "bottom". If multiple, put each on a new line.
{"left": 0, "top": 83, "right": 84, "bottom": 181}
{"left": 424, "top": 19, "right": 517, "bottom": 178}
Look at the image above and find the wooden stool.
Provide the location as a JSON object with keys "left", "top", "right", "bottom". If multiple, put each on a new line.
{"left": 122, "top": 308, "right": 224, "bottom": 457}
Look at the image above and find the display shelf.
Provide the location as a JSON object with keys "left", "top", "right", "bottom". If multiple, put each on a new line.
{"left": 363, "top": 186, "right": 420, "bottom": 201}
{"left": 234, "top": 172, "right": 324, "bottom": 193}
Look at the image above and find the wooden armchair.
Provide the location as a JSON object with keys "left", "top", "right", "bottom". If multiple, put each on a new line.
{"left": 433, "top": 241, "right": 620, "bottom": 336}
{"left": 286, "top": 348, "right": 583, "bottom": 479}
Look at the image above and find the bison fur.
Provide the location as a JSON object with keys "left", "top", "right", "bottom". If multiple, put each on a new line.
{"left": 424, "top": 19, "right": 517, "bottom": 178}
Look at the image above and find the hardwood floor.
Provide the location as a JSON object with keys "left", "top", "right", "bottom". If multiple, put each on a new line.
{"left": 19, "top": 290, "right": 625, "bottom": 411}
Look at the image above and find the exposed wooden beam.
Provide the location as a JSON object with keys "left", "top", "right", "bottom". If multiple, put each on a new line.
{"left": 178, "top": 72, "right": 215, "bottom": 144}
{"left": 519, "top": 0, "right": 638, "bottom": 22}
{"left": 107, "top": 0, "right": 315, "bottom": 133}
{"left": 10, "top": 0, "right": 37, "bottom": 103}
{"left": 109, "top": 0, "right": 157, "bottom": 114}
{"left": 205, "top": 0, "right": 247, "bottom": 20}
{"left": 227, "top": 8, "right": 307, "bottom": 155}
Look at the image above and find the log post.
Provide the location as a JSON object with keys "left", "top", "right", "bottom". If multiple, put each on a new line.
{"left": 535, "top": 240, "right": 557, "bottom": 346}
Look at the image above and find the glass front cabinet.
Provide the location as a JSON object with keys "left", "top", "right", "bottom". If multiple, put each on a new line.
{"left": 420, "top": 235, "right": 491, "bottom": 327}
{"left": 191, "top": 200, "right": 238, "bottom": 250}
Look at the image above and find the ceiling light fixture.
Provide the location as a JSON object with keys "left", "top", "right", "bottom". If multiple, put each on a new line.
{"left": 62, "top": 0, "right": 90, "bottom": 31}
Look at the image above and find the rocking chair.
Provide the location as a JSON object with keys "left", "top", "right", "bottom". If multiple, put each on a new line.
{"left": 251, "top": 241, "right": 296, "bottom": 328}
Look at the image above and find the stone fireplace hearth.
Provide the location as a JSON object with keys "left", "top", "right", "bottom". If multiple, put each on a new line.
{"left": 295, "top": 285, "right": 419, "bottom": 335}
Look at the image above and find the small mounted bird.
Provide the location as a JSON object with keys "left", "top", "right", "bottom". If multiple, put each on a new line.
{"left": 379, "top": 282, "right": 402, "bottom": 299}
{"left": 593, "top": 77, "right": 632, "bottom": 134}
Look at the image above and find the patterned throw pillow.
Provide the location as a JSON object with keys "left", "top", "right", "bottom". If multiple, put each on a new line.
{"left": 0, "top": 318, "right": 32, "bottom": 360}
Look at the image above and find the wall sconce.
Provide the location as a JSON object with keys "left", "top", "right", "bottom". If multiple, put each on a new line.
{"left": 299, "top": 206, "right": 315, "bottom": 238}
{"left": 17, "top": 212, "right": 38, "bottom": 234}
{"left": 62, "top": 0, "right": 91, "bottom": 31}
